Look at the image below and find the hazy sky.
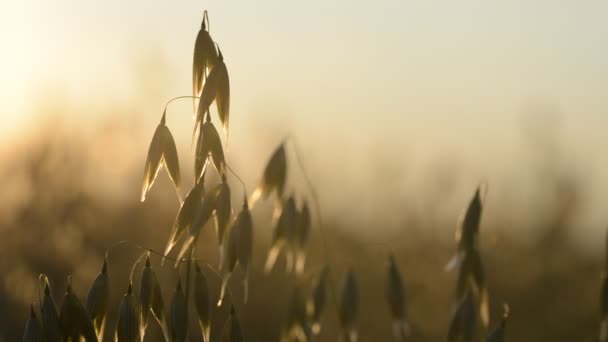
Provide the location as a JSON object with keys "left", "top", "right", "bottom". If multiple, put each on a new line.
{"left": 1, "top": 1, "right": 608, "bottom": 248}
{"left": 2, "top": 1, "right": 607, "bottom": 124}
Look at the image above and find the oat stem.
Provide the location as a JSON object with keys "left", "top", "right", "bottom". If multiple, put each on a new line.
{"left": 226, "top": 162, "right": 248, "bottom": 198}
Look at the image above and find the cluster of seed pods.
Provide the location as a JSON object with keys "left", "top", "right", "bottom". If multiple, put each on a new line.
{"left": 21, "top": 9, "right": 523, "bottom": 342}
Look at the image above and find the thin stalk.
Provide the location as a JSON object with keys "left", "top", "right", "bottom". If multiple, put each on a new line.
{"left": 163, "top": 95, "right": 200, "bottom": 117}
{"left": 226, "top": 162, "right": 248, "bottom": 199}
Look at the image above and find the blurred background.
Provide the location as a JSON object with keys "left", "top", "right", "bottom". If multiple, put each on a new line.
{"left": 1, "top": 1, "right": 608, "bottom": 341}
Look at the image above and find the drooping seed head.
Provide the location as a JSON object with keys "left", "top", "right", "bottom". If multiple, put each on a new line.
{"left": 283, "top": 286, "right": 311, "bottom": 341}
{"left": 213, "top": 180, "right": 232, "bottom": 248}
{"left": 251, "top": 143, "right": 287, "bottom": 205}
{"left": 448, "top": 290, "right": 477, "bottom": 342}
{"left": 140, "top": 254, "right": 168, "bottom": 340}
{"left": 236, "top": 199, "right": 253, "bottom": 272}
{"left": 264, "top": 196, "right": 297, "bottom": 273}
{"left": 60, "top": 277, "right": 98, "bottom": 342}
{"left": 296, "top": 201, "right": 311, "bottom": 247}
{"left": 115, "top": 282, "right": 141, "bottom": 342}
{"left": 193, "top": 11, "right": 218, "bottom": 109}
{"left": 141, "top": 119, "right": 181, "bottom": 203}
{"left": 170, "top": 279, "right": 188, "bottom": 342}
{"left": 23, "top": 304, "right": 43, "bottom": 342}
{"left": 221, "top": 305, "right": 244, "bottom": 342}
{"left": 195, "top": 47, "right": 230, "bottom": 143}
{"left": 214, "top": 50, "right": 230, "bottom": 141}
{"left": 176, "top": 190, "right": 217, "bottom": 265}
{"left": 40, "top": 275, "right": 61, "bottom": 342}
{"left": 294, "top": 201, "right": 311, "bottom": 274}
{"left": 455, "top": 248, "right": 488, "bottom": 327}
{"left": 456, "top": 187, "right": 483, "bottom": 252}
{"left": 194, "top": 263, "right": 212, "bottom": 342}
{"left": 85, "top": 257, "right": 110, "bottom": 340}
{"left": 195, "top": 117, "right": 226, "bottom": 180}
{"left": 310, "top": 266, "right": 329, "bottom": 334}
{"left": 165, "top": 179, "right": 206, "bottom": 257}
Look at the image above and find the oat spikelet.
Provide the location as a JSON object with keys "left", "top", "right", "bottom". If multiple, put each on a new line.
{"left": 59, "top": 277, "right": 98, "bottom": 342}
{"left": 170, "top": 279, "right": 188, "bottom": 342}
{"left": 23, "top": 304, "right": 43, "bottom": 342}
{"left": 221, "top": 305, "right": 244, "bottom": 342}
{"left": 236, "top": 199, "right": 253, "bottom": 304}
{"left": 218, "top": 217, "right": 239, "bottom": 307}
{"left": 448, "top": 187, "right": 483, "bottom": 271}
{"left": 386, "top": 254, "right": 410, "bottom": 341}
{"left": 215, "top": 48, "right": 230, "bottom": 142}
{"left": 194, "top": 263, "right": 212, "bottom": 342}
{"left": 85, "top": 258, "right": 110, "bottom": 341}
{"left": 139, "top": 256, "right": 170, "bottom": 342}
{"left": 339, "top": 270, "right": 358, "bottom": 342}
{"left": 213, "top": 179, "right": 232, "bottom": 262}
{"left": 295, "top": 200, "right": 311, "bottom": 275}
{"left": 176, "top": 190, "right": 216, "bottom": 266}
{"left": 195, "top": 116, "right": 226, "bottom": 179}
{"left": 448, "top": 290, "right": 477, "bottom": 342}
{"left": 193, "top": 11, "right": 218, "bottom": 110}
{"left": 250, "top": 143, "right": 287, "bottom": 206}
{"left": 217, "top": 197, "right": 253, "bottom": 306}
{"left": 265, "top": 196, "right": 297, "bottom": 273}
{"left": 115, "top": 283, "right": 141, "bottom": 342}
{"left": 309, "top": 266, "right": 329, "bottom": 335}
{"left": 195, "top": 47, "right": 230, "bottom": 143}
{"left": 282, "top": 286, "right": 311, "bottom": 341}
{"left": 165, "top": 178, "right": 206, "bottom": 258}
{"left": 141, "top": 115, "right": 182, "bottom": 203}
{"left": 39, "top": 275, "right": 61, "bottom": 342}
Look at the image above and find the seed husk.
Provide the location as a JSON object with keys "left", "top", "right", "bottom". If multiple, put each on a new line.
{"left": 170, "top": 279, "right": 188, "bottom": 342}
{"left": 165, "top": 177, "right": 206, "bottom": 258}
{"left": 23, "top": 304, "right": 43, "bottom": 342}
{"left": 283, "top": 286, "right": 311, "bottom": 341}
{"left": 59, "top": 277, "right": 98, "bottom": 342}
{"left": 221, "top": 305, "right": 244, "bottom": 342}
{"left": 448, "top": 290, "right": 477, "bottom": 342}
{"left": 214, "top": 179, "right": 232, "bottom": 261}
{"left": 193, "top": 11, "right": 218, "bottom": 110}
{"left": 294, "top": 201, "right": 311, "bottom": 274}
{"left": 236, "top": 199, "right": 253, "bottom": 303}
{"left": 264, "top": 196, "right": 297, "bottom": 273}
{"left": 176, "top": 189, "right": 217, "bottom": 266}
{"left": 194, "top": 263, "right": 212, "bottom": 342}
{"left": 40, "top": 275, "right": 61, "bottom": 342}
{"left": 139, "top": 256, "right": 170, "bottom": 342}
{"left": 250, "top": 143, "right": 287, "bottom": 206}
{"left": 85, "top": 258, "right": 110, "bottom": 340}
{"left": 195, "top": 116, "right": 226, "bottom": 179}
{"left": 309, "top": 266, "right": 329, "bottom": 334}
{"left": 141, "top": 117, "right": 182, "bottom": 203}
{"left": 115, "top": 283, "right": 141, "bottom": 342}
{"left": 195, "top": 48, "right": 230, "bottom": 142}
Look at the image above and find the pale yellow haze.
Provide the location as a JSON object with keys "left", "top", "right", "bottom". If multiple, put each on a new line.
{"left": 1, "top": 1, "right": 608, "bottom": 247}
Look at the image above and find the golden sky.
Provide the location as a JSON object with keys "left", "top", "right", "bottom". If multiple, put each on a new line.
{"left": 1, "top": 1, "right": 608, "bottom": 249}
